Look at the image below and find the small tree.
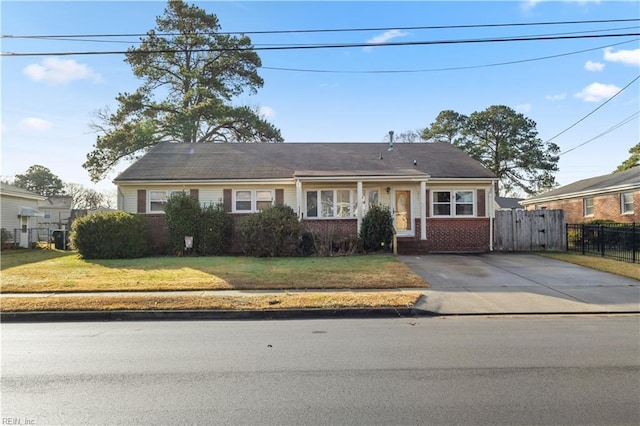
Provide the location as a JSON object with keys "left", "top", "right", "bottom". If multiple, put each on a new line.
{"left": 359, "top": 205, "right": 394, "bottom": 252}
{"left": 164, "top": 191, "right": 201, "bottom": 254}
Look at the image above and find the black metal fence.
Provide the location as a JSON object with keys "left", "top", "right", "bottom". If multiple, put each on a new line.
{"left": 567, "top": 223, "right": 639, "bottom": 263}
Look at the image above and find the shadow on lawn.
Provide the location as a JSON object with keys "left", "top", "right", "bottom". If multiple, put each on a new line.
{"left": 0, "top": 248, "right": 72, "bottom": 270}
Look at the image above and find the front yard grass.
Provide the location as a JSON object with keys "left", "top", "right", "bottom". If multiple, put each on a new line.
{"left": 0, "top": 249, "right": 428, "bottom": 293}
{"left": 538, "top": 252, "right": 640, "bottom": 281}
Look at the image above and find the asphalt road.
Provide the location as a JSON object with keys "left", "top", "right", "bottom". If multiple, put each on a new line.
{"left": 2, "top": 316, "right": 639, "bottom": 425}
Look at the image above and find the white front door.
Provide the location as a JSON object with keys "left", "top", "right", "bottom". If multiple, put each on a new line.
{"left": 393, "top": 189, "right": 413, "bottom": 235}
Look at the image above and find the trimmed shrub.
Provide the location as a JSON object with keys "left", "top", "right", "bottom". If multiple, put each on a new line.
{"left": 164, "top": 191, "right": 201, "bottom": 254}
{"left": 199, "top": 203, "right": 232, "bottom": 255}
{"left": 70, "top": 211, "right": 147, "bottom": 259}
{"left": 359, "top": 204, "right": 394, "bottom": 252}
{"left": 239, "top": 205, "right": 303, "bottom": 257}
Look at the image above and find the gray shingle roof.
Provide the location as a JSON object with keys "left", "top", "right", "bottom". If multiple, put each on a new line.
{"left": 114, "top": 142, "right": 496, "bottom": 182}
{"left": 523, "top": 166, "right": 640, "bottom": 203}
{"left": 495, "top": 197, "right": 525, "bottom": 209}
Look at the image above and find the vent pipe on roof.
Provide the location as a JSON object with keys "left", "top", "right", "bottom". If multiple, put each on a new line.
{"left": 388, "top": 131, "right": 394, "bottom": 151}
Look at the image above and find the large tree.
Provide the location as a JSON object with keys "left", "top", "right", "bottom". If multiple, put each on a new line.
{"left": 14, "top": 165, "right": 64, "bottom": 197}
{"left": 427, "top": 105, "right": 559, "bottom": 196}
{"left": 615, "top": 143, "right": 640, "bottom": 172}
{"left": 421, "top": 110, "right": 468, "bottom": 144}
{"left": 84, "top": 0, "right": 283, "bottom": 182}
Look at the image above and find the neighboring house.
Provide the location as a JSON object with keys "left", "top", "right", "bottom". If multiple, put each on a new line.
{"left": 521, "top": 167, "right": 639, "bottom": 224}
{"left": 0, "top": 182, "right": 46, "bottom": 247}
{"left": 495, "top": 197, "right": 524, "bottom": 211}
{"left": 114, "top": 142, "right": 498, "bottom": 254}
{"left": 37, "top": 195, "right": 73, "bottom": 229}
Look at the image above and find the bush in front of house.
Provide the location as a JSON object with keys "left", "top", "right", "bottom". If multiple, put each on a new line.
{"left": 359, "top": 204, "right": 394, "bottom": 252}
{"left": 198, "top": 203, "right": 232, "bottom": 255}
{"left": 239, "top": 205, "right": 303, "bottom": 257}
{"left": 70, "top": 211, "right": 147, "bottom": 259}
{"left": 1, "top": 227, "right": 13, "bottom": 250}
{"left": 164, "top": 191, "right": 201, "bottom": 255}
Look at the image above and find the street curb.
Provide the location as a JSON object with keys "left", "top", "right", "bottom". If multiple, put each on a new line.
{"left": 0, "top": 307, "right": 427, "bottom": 322}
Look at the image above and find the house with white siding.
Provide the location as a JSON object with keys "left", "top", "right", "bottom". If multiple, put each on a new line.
{"left": 0, "top": 183, "right": 46, "bottom": 248}
{"left": 114, "top": 142, "right": 498, "bottom": 254}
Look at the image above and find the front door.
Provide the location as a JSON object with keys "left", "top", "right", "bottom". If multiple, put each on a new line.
{"left": 394, "top": 190, "right": 412, "bottom": 234}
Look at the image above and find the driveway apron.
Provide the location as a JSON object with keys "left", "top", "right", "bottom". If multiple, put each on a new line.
{"left": 400, "top": 253, "right": 640, "bottom": 315}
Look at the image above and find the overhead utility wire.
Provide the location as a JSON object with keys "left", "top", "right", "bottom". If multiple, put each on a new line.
{"left": 13, "top": 25, "right": 637, "bottom": 46}
{"left": 3, "top": 32, "right": 639, "bottom": 57}
{"left": 560, "top": 111, "right": 640, "bottom": 156}
{"left": 261, "top": 39, "right": 638, "bottom": 74}
{"left": 3, "top": 17, "right": 638, "bottom": 38}
{"left": 545, "top": 74, "right": 640, "bottom": 145}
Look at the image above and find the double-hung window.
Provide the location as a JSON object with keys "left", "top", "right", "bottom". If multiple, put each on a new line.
{"left": 621, "top": 192, "right": 634, "bottom": 214}
{"left": 149, "top": 190, "right": 188, "bottom": 213}
{"left": 234, "top": 190, "right": 274, "bottom": 213}
{"left": 432, "top": 190, "right": 475, "bottom": 217}
{"left": 583, "top": 197, "right": 594, "bottom": 217}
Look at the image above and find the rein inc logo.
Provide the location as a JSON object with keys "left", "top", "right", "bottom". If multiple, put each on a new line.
{"left": 2, "top": 418, "right": 35, "bottom": 425}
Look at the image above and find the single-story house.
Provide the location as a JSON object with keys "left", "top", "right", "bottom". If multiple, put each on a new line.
{"left": 521, "top": 167, "right": 639, "bottom": 224}
{"left": 114, "top": 142, "right": 498, "bottom": 254}
{"left": 37, "top": 195, "right": 73, "bottom": 229}
{"left": 0, "top": 182, "right": 46, "bottom": 248}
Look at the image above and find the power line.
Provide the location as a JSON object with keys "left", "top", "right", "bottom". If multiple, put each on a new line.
{"left": 260, "top": 39, "right": 638, "bottom": 74}
{"left": 560, "top": 111, "right": 640, "bottom": 156}
{"left": 2, "top": 32, "right": 639, "bottom": 57}
{"left": 3, "top": 17, "right": 638, "bottom": 39}
{"left": 545, "top": 75, "right": 640, "bottom": 145}
{"left": 7, "top": 24, "right": 637, "bottom": 46}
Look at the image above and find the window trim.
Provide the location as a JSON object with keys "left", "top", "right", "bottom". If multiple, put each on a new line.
{"left": 148, "top": 190, "right": 189, "bottom": 214}
{"left": 583, "top": 196, "right": 594, "bottom": 217}
{"left": 305, "top": 188, "right": 374, "bottom": 219}
{"left": 431, "top": 189, "right": 476, "bottom": 217}
{"left": 621, "top": 192, "right": 634, "bottom": 215}
{"left": 232, "top": 189, "right": 275, "bottom": 213}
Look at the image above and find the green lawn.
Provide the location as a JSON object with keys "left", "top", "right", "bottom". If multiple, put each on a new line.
{"left": 0, "top": 249, "right": 428, "bottom": 293}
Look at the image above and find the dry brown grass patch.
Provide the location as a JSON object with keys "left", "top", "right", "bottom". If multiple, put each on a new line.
{"left": 0, "top": 292, "right": 422, "bottom": 312}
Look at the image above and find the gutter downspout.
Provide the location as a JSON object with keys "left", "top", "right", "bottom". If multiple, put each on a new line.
{"left": 356, "top": 181, "right": 363, "bottom": 233}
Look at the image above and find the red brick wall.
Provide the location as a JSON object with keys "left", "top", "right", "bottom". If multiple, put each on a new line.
{"left": 142, "top": 214, "right": 168, "bottom": 254}
{"left": 527, "top": 191, "right": 639, "bottom": 224}
{"left": 142, "top": 215, "right": 490, "bottom": 255}
{"left": 398, "top": 218, "right": 490, "bottom": 253}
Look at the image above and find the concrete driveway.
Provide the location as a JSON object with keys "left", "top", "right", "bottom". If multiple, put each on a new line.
{"left": 400, "top": 253, "right": 640, "bottom": 315}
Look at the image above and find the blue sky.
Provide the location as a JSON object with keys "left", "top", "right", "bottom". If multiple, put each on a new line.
{"left": 1, "top": 0, "right": 639, "bottom": 195}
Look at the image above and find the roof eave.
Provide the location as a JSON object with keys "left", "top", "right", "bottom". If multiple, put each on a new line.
{"left": 522, "top": 182, "right": 640, "bottom": 205}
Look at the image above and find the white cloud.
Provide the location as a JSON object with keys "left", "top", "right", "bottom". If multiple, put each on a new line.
{"left": 523, "top": 0, "right": 600, "bottom": 9}
{"left": 584, "top": 60, "right": 605, "bottom": 72}
{"left": 515, "top": 104, "right": 532, "bottom": 113}
{"left": 23, "top": 58, "right": 103, "bottom": 84}
{"left": 545, "top": 92, "right": 567, "bottom": 101}
{"left": 259, "top": 106, "right": 276, "bottom": 119}
{"left": 19, "top": 117, "right": 53, "bottom": 130}
{"left": 603, "top": 47, "right": 640, "bottom": 66}
{"left": 364, "top": 30, "right": 408, "bottom": 51}
{"left": 574, "top": 82, "right": 621, "bottom": 102}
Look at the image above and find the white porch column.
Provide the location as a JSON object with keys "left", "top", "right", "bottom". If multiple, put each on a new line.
{"left": 420, "top": 180, "right": 427, "bottom": 240}
{"left": 295, "top": 179, "right": 303, "bottom": 219}
{"left": 356, "top": 181, "right": 363, "bottom": 232}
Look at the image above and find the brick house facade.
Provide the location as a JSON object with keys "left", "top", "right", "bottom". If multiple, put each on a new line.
{"left": 116, "top": 142, "right": 498, "bottom": 255}
{"left": 522, "top": 167, "right": 639, "bottom": 224}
